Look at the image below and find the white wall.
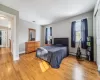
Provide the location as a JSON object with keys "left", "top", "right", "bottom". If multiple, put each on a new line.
{"left": 43, "top": 11, "right": 93, "bottom": 57}
{"left": 19, "top": 19, "right": 41, "bottom": 53}
{"left": 93, "top": 16, "right": 97, "bottom": 62}
{"left": 41, "top": 26, "right": 45, "bottom": 46}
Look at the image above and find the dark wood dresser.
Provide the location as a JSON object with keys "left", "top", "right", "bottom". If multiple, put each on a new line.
{"left": 25, "top": 41, "right": 40, "bottom": 53}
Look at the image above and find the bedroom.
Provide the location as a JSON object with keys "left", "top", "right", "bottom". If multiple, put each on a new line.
{"left": 0, "top": 0, "right": 100, "bottom": 80}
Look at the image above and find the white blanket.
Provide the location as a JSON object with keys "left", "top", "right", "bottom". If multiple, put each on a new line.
{"left": 39, "top": 47, "right": 48, "bottom": 53}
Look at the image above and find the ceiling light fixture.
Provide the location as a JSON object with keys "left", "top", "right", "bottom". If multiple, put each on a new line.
{"left": 0, "top": 16, "right": 6, "bottom": 20}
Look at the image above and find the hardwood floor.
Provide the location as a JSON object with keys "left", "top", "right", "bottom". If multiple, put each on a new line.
{"left": 0, "top": 48, "right": 100, "bottom": 80}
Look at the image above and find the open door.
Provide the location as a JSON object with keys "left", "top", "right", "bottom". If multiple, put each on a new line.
{"left": 0, "top": 30, "right": 7, "bottom": 47}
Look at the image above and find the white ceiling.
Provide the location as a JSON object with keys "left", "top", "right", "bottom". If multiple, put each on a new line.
{"left": 0, "top": 0, "right": 97, "bottom": 25}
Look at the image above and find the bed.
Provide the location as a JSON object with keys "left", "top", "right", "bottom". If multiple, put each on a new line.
{"left": 36, "top": 38, "right": 69, "bottom": 68}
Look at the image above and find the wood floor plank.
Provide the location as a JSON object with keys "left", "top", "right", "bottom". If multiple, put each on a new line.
{"left": 0, "top": 48, "right": 100, "bottom": 80}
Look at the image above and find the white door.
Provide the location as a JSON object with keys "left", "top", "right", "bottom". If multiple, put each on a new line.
{"left": 0, "top": 30, "right": 7, "bottom": 47}
{"left": 96, "top": 10, "right": 100, "bottom": 70}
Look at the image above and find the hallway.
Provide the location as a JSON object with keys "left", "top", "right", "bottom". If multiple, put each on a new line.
{"left": 0, "top": 48, "right": 12, "bottom": 64}
{"left": 0, "top": 48, "right": 15, "bottom": 80}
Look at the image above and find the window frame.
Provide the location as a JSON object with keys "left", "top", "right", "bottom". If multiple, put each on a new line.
{"left": 45, "top": 27, "right": 52, "bottom": 44}
{"left": 75, "top": 21, "right": 81, "bottom": 42}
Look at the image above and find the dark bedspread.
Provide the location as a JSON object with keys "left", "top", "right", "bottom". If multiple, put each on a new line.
{"left": 36, "top": 45, "right": 68, "bottom": 68}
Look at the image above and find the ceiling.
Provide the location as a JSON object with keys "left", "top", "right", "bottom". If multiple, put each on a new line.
{"left": 0, "top": 0, "right": 97, "bottom": 25}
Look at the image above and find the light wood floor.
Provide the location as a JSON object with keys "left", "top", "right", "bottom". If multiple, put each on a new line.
{"left": 0, "top": 48, "right": 100, "bottom": 80}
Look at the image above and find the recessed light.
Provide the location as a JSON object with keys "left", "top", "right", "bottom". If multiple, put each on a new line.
{"left": 0, "top": 16, "right": 6, "bottom": 20}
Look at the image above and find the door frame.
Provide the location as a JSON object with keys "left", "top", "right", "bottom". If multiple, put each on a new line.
{"left": 0, "top": 10, "right": 19, "bottom": 61}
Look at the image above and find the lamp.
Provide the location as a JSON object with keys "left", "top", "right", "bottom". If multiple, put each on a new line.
{"left": 0, "top": 16, "right": 6, "bottom": 20}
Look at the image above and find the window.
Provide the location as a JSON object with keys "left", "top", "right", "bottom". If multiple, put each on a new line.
{"left": 47, "top": 27, "right": 50, "bottom": 41}
{"left": 45, "top": 27, "right": 52, "bottom": 44}
{"left": 75, "top": 21, "right": 81, "bottom": 42}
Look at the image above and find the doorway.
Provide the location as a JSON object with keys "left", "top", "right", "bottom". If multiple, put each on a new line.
{"left": 0, "top": 30, "right": 7, "bottom": 47}
{"left": 0, "top": 10, "right": 19, "bottom": 61}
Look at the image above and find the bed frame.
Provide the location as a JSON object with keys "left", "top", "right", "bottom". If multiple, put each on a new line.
{"left": 53, "top": 38, "right": 69, "bottom": 56}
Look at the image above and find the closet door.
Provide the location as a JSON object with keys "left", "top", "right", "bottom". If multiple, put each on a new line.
{"left": 0, "top": 30, "right": 7, "bottom": 47}
{"left": 96, "top": 10, "right": 100, "bottom": 67}
{"left": 2, "top": 30, "right": 7, "bottom": 47}
{"left": 96, "top": 10, "right": 100, "bottom": 39}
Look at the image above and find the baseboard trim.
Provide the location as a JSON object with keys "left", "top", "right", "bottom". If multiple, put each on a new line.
{"left": 19, "top": 51, "right": 25, "bottom": 54}
{"left": 69, "top": 52, "right": 86, "bottom": 58}
{"left": 13, "top": 56, "right": 19, "bottom": 61}
{"left": 98, "top": 65, "right": 100, "bottom": 72}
